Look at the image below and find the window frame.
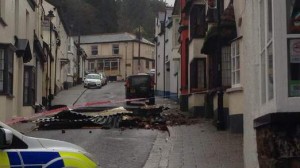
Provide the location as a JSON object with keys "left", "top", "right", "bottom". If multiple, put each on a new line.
{"left": 222, "top": 45, "right": 231, "bottom": 88}
{"left": 112, "top": 44, "right": 119, "bottom": 55}
{"left": 259, "top": 0, "right": 274, "bottom": 103}
{"left": 23, "top": 66, "right": 36, "bottom": 106}
{"left": 190, "top": 5, "right": 206, "bottom": 39}
{"left": 0, "top": 44, "right": 14, "bottom": 96}
{"left": 91, "top": 45, "right": 98, "bottom": 55}
{"left": 190, "top": 58, "right": 206, "bottom": 92}
{"left": 231, "top": 40, "right": 241, "bottom": 88}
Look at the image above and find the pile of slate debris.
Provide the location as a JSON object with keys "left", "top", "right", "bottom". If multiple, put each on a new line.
{"left": 35, "top": 105, "right": 199, "bottom": 131}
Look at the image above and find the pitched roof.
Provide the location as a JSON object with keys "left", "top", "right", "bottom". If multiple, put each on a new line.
{"left": 76, "top": 32, "right": 154, "bottom": 45}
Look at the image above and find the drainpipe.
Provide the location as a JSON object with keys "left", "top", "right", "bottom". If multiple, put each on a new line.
{"left": 216, "top": 0, "right": 225, "bottom": 130}
{"left": 155, "top": 39, "right": 158, "bottom": 92}
{"left": 163, "top": 11, "right": 166, "bottom": 97}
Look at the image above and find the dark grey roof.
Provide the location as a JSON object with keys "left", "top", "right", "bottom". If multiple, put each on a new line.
{"left": 76, "top": 32, "right": 154, "bottom": 45}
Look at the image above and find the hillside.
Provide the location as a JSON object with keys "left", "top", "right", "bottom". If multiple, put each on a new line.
{"left": 46, "top": 0, "right": 166, "bottom": 40}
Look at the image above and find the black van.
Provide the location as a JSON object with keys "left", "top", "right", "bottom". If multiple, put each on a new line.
{"left": 125, "top": 73, "right": 155, "bottom": 105}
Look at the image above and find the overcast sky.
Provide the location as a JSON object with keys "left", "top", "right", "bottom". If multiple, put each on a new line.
{"left": 166, "top": 0, "right": 175, "bottom": 6}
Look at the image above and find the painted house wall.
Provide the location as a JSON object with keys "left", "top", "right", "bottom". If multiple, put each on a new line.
{"left": 155, "top": 12, "right": 166, "bottom": 95}
{"left": 0, "top": 0, "right": 43, "bottom": 121}
{"left": 81, "top": 38, "right": 154, "bottom": 80}
{"left": 243, "top": 1, "right": 261, "bottom": 167}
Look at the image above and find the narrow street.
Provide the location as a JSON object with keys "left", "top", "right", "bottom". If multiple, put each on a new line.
{"left": 21, "top": 82, "right": 244, "bottom": 168}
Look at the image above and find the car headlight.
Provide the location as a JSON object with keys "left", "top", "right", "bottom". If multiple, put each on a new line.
{"left": 83, "top": 152, "right": 101, "bottom": 168}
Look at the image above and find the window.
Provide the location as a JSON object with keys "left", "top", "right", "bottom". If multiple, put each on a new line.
{"left": 190, "top": 5, "right": 206, "bottom": 38}
{"left": 111, "top": 61, "right": 118, "bottom": 70}
{"left": 231, "top": 40, "right": 240, "bottom": 86}
{"left": 222, "top": 46, "right": 231, "bottom": 87}
{"left": 288, "top": 39, "right": 300, "bottom": 97}
{"left": 0, "top": 45, "right": 14, "bottom": 95}
{"left": 267, "top": 43, "right": 274, "bottom": 100}
{"left": 112, "top": 44, "right": 119, "bottom": 55}
{"left": 260, "top": 0, "right": 274, "bottom": 102}
{"left": 173, "top": 18, "right": 180, "bottom": 46}
{"left": 287, "top": 0, "right": 300, "bottom": 34}
{"left": 91, "top": 45, "right": 98, "bottom": 55}
{"left": 23, "top": 66, "right": 36, "bottom": 106}
{"left": 190, "top": 58, "right": 206, "bottom": 92}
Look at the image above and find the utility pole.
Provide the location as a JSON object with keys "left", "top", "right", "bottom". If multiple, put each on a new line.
{"left": 138, "top": 26, "right": 141, "bottom": 73}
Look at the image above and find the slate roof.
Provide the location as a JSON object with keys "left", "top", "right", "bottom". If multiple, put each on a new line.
{"left": 76, "top": 32, "right": 154, "bottom": 45}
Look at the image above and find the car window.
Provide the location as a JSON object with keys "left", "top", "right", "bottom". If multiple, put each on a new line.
{"left": 130, "top": 76, "right": 150, "bottom": 86}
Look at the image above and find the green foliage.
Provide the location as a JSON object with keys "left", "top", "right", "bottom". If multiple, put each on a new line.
{"left": 46, "top": 0, "right": 166, "bottom": 40}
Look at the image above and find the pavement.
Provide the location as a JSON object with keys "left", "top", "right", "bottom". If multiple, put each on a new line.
{"left": 12, "top": 83, "right": 244, "bottom": 168}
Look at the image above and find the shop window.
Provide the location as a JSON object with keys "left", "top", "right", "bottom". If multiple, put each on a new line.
{"left": 0, "top": 45, "right": 14, "bottom": 95}
{"left": 23, "top": 66, "right": 36, "bottom": 106}
{"left": 287, "top": 0, "right": 300, "bottom": 34}
{"left": 112, "top": 44, "right": 119, "bottom": 55}
{"left": 231, "top": 40, "right": 240, "bottom": 87}
{"left": 222, "top": 46, "right": 231, "bottom": 87}
{"left": 288, "top": 39, "right": 300, "bottom": 97}
{"left": 190, "top": 58, "right": 206, "bottom": 92}
{"left": 91, "top": 45, "right": 98, "bottom": 55}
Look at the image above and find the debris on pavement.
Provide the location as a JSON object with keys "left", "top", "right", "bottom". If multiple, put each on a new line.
{"left": 35, "top": 105, "right": 200, "bottom": 131}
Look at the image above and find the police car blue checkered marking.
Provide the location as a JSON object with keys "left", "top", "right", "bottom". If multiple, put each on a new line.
{"left": 7, "top": 152, "right": 21, "bottom": 166}
{"left": 20, "top": 151, "right": 64, "bottom": 167}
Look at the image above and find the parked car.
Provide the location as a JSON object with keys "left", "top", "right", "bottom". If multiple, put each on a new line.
{"left": 84, "top": 73, "right": 102, "bottom": 88}
{"left": 125, "top": 73, "right": 155, "bottom": 105}
{"left": 0, "top": 121, "right": 99, "bottom": 167}
{"left": 99, "top": 72, "right": 108, "bottom": 85}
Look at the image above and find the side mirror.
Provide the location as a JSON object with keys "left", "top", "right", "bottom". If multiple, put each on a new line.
{"left": 0, "top": 128, "right": 13, "bottom": 149}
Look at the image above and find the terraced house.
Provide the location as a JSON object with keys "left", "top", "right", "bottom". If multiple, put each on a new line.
{"left": 0, "top": 0, "right": 86, "bottom": 121}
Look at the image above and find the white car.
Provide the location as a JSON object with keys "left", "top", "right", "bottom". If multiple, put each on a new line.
{"left": 84, "top": 74, "right": 103, "bottom": 88}
{"left": 0, "top": 121, "right": 99, "bottom": 167}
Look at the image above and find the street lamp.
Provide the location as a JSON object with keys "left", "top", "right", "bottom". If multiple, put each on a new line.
{"left": 47, "top": 10, "right": 55, "bottom": 109}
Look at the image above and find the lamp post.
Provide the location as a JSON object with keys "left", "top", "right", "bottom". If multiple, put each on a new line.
{"left": 47, "top": 10, "right": 55, "bottom": 109}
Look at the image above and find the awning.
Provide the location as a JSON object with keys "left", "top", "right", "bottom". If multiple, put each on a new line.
{"left": 15, "top": 38, "right": 32, "bottom": 63}
{"left": 201, "top": 2, "right": 237, "bottom": 55}
{"left": 34, "top": 37, "right": 47, "bottom": 63}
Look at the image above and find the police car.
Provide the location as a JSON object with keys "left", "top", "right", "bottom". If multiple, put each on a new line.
{"left": 0, "top": 121, "right": 99, "bottom": 167}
